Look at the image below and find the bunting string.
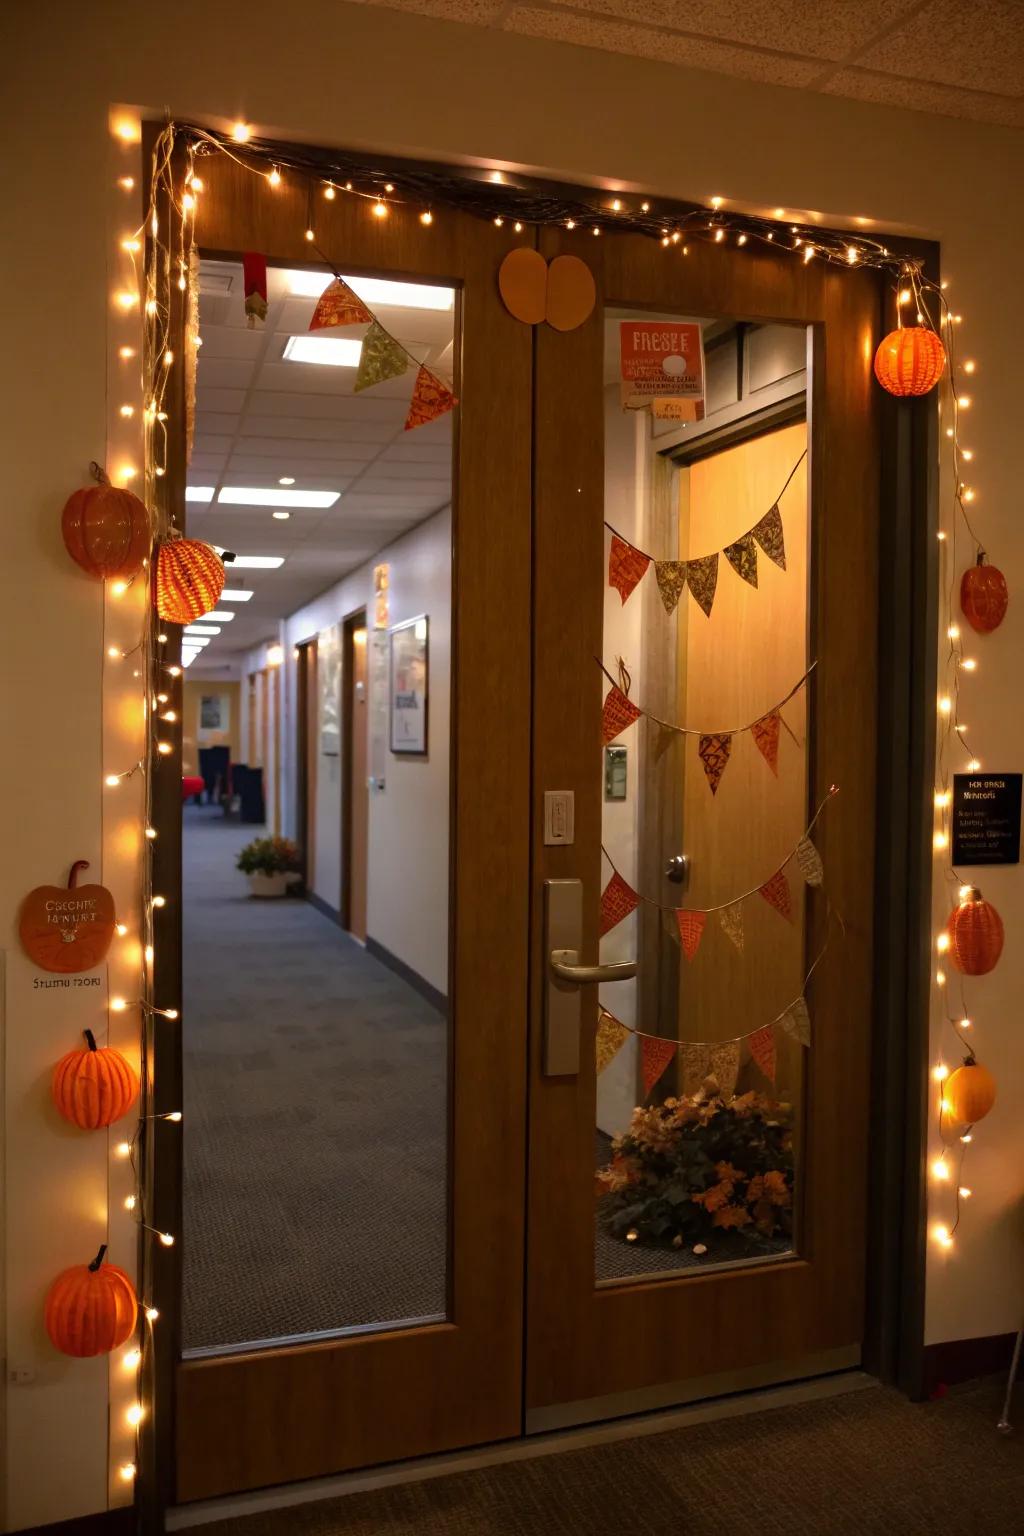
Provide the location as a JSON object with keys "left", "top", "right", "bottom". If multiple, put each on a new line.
{"left": 599, "top": 657, "right": 815, "bottom": 742}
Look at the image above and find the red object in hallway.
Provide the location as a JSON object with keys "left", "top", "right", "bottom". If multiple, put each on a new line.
{"left": 873, "top": 325, "right": 946, "bottom": 396}
{"left": 944, "top": 887, "right": 1004, "bottom": 975}
{"left": 960, "top": 552, "right": 1008, "bottom": 633}
{"left": 18, "top": 860, "right": 116, "bottom": 973}
{"left": 182, "top": 774, "right": 205, "bottom": 801}
{"left": 52, "top": 1029, "right": 139, "bottom": 1130}
{"left": 44, "top": 1244, "right": 137, "bottom": 1357}
{"left": 61, "top": 464, "right": 151, "bottom": 580}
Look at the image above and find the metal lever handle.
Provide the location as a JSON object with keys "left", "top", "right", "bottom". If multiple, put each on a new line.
{"left": 550, "top": 949, "right": 638, "bottom": 985}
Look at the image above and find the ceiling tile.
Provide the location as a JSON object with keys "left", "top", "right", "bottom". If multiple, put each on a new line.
{"left": 567, "top": 0, "right": 904, "bottom": 62}
{"left": 854, "top": 0, "right": 1023, "bottom": 97}
{"left": 820, "top": 67, "right": 1024, "bottom": 125}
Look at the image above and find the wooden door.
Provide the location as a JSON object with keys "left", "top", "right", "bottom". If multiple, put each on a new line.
{"left": 169, "top": 155, "right": 532, "bottom": 1500}
{"left": 345, "top": 618, "right": 369, "bottom": 941}
{"left": 526, "top": 229, "right": 880, "bottom": 1429}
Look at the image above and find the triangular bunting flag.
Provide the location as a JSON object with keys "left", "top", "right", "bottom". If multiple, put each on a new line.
{"left": 655, "top": 560, "right": 687, "bottom": 614}
{"left": 698, "top": 732, "right": 732, "bottom": 794}
{"left": 686, "top": 553, "right": 719, "bottom": 617}
{"left": 675, "top": 908, "right": 707, "bottom": 961}
{"left": 599, "top": 871, "right": 640, "bottom": 937}
{"left": 309, "top": 276, "right": 373, "bottom": 331}
{"left": 751, "top": 504, "right": 787, "bottom": 570}
{"left": 710, "top": 1041, "right": 741, "bottom": 1099}
{"left": 406, "top": 366, "right": 457, "bottom": 431}
{"left": 796, "top": 835, "right": 824, "bottom": 887}
{"left": 608, "top": 536, "right": 650, "bottom": 604}
{"left": 602, "top": 685, "right": 642, "bottom": 744}
{"left": 719, "top": 902, "right": 744, "bottom": 951}
{"left": 750, "top": 711, "right": 781, "bottom": 775}
{"left": 641, "top": 1036, "right": 677, "bottom": 1099}
{"left": 354, "top": 320, "right": 410, "bottom": 393}
{"left": 596, "top": 1010, "right": 630, "bottom": 1073}
{"left": 748, "top": 1025, "right": 777, "bottom": 1084}
{"left": 723, "top": 531, "right": 759, "bottom": 588}
{"left": 758, "top": 869, "right": 792, "bottom": 921}
{"left": 780, "top": 998, "right": 811, "bottom": 1047}
{"left": 242, "top": 252, "right": 268, "bottom": 327}
{"left": 680, "top": 1042, "right": 711, "bottom": 1094}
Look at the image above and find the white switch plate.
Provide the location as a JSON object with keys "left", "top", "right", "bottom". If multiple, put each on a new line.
{"left": 543, "top": 790, "right": 575, "bottom": 846}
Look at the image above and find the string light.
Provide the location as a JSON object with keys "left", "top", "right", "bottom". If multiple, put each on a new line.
{"left": 267, "top": 167, "right": 281, "bottom": 187}
{"left": 118, "top": 1464, "right": 137, "bottom": 1484}
{"left": 230, "top": 122, "right": 251, "bottom": 142}
{"left": 145, "top": 1307, "right": 159, "bottom": 1324}
{"left": 420, "top": 210, "right": 433, "bottom": 226}
{"left": 373, "top": 201, "right": 387, "bottom": 219}
{"left": 323, "top": 182, "right": 336, "bottom": 199}
{"left": 123, "top": 1349, "right": 142, "bottom": 1371}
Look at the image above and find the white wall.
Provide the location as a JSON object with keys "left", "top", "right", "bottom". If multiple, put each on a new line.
{"left": 3, "top": 2, "right": 1023, "bottom": 1525}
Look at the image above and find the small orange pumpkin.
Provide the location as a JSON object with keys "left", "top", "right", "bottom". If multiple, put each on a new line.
{"left": 960, "top": 552, "right": 1008, "bottom": 634}
{"left": 945, "top": 887, "right": 1004, "bottom": 975}
{"left": 19, "top": 861, "right": 116, "bottom": 974}
{"left": 52, "top": 1030, "right": 139, "bottom": 1130}
{"left": 944, "top": 1057, "right": 997, "bottom": 1127}
{"left": 45, "top": 1244, "right": 138, "bottom": 1357}
{"left": 62, "top": 466, "right": 151, "bottom": 580}
{"left": 155, "top": 537, "right": 225, "bottom": 623}
{"left": 873, "top": 326, "right": 946, "bottom": 397}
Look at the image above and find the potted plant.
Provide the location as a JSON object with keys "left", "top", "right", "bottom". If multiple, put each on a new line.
{"left": 236, "top": 836, "right": 300, "bottom": 898}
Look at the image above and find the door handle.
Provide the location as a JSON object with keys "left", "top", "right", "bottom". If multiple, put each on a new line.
{"left": 549, "top": 950, "right": 638, "bottom": 984}
{"left": 544, "top": 878, "right": 636, "bottom": 1076}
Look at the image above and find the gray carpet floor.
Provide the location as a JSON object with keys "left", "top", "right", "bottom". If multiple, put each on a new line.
{"left": 182, "top": 808, "right": 448, "bottom": 1351}
{"left": 195, "top": 1379, "right": 1024, "bottom": 1535}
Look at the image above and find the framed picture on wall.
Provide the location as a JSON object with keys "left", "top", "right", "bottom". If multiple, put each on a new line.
{"left": 390, "top": 616, "right": 428, "bottom": 755}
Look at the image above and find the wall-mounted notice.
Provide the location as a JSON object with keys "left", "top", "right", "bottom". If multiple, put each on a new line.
{"left": 952, "top": 772, "right": 1022, "bottom": 866}
{"left": 619, "top": 320, "right": 705, "bottom": 417}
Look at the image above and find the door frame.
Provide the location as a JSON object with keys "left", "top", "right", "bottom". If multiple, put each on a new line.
{"left": 295, "top": 639, "right": 317, "bottom": 893}
{"left": 341, "top": 608, "right": 369, "bottom": 937}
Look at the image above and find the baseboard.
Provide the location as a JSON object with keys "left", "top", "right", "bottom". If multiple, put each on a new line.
{"left": 365, "top": 936, "right": 447, "bottom": 1016}
{"left": 306, "top": 890, "right": 340, "bottom": 925}
{"left": 21, "top": 1509, "right": 135, "bottom": 1536}
{"left": 922, "top": 1331, "right": 1016, "bottom": 1394}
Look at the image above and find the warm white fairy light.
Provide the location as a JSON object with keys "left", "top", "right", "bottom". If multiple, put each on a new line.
{"left": 118, "top": 1464, "right": 137, "bottom": 1484}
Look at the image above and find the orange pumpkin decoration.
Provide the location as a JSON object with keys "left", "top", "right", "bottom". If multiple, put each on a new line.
{"left": 19, "top": 861, "right": 116, "bottom": 974}
{"left": 155, "top": 537, "right": 225, "bottom": 623}
{"left": 52, "top": 1030, "right": 139, "bottom": 1130}
{"left": 960, "top": 552, "right": 1008, "bottom": 634}
{"left": 944, "top": 887, "right": 1004, "bottom": 975}
{"left": 944, "top": 1057, "right": 997, "bottom": 1127}
{"left": 61, "top": 466, "right": 151, "bottom": 580}
{"left": 873, "top": 326, "right": 946, "bottom": 397}
{"left": 45, "top": 1244, "right": 137, "bottom": 1357}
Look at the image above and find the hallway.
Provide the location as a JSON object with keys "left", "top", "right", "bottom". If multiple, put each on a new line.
{"left": 182, "top": 807, "right": 448, "bottom": 1352}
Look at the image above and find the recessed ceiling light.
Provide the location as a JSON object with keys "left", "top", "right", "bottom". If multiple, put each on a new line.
{"left": 217, "top": 486, "right": 340, "bottom": 508}
{"left": 185, "top": 624, "right": 221, "bottom": 636}
{"left": 220, "top": 589, "right": 254, "bottom": 601}
{"left": 282, "top": 335, "right": 362, "bottom": 368}
{"left": 204, "top": 610, "right": 235, "bottom": 621}
{"left": 285, "top": 270, "right": 454, "bottom": 311}
{"left": 186, "top": 486, "right": 215, "bottom": 503}
{"left": 273, "top": 511, "right": 291, "bottom": 520}
{"left": 279, "top": 476, "right": 295, "bottom": 486}
{"left": 225, "top": 555, "right": 285, "bottom": 569}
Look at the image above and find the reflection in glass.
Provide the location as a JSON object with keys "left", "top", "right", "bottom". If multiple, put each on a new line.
{"left": 595, "top": 311, "right": 810, "bottom": 1284}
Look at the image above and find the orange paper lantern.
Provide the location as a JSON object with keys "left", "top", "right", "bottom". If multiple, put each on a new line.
{"left": 873, "top": 326, "right": 946, "bottom": 397}
{"left": 960, "top": 553, "right": 1008, "bottom": 634}
{"left": 156, "top": 537, "right": 225, "bottom": 623}
{"left": 44, "top": 1244, "right": 137, "bottom": 1357}
{"left": 52, "top": 1030, "right": 139, "bottom": 1130}
{"left": 62, "top": 476, "right": 151, "bottom": 580}
{"left": 944, "top": 1058, "right": 997, "bottom": 1127}
{"left": 944, "top": 887, "right": 1004, "bottom": 976}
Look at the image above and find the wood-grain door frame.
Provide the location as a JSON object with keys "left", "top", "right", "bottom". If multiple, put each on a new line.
{"left": 341, "top": 607, "right": 369, "bottom": 935}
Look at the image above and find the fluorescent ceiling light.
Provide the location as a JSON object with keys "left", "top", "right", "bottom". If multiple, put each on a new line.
{"left": 221, "top": 589, "right": 254, "bottom": 601}
{"left": 182, "top": 652, "right": 199, "bottom": 667}
{"left": 186, "top": 486, "right": 215, "bottom": 503}
{"left": 185, "top": 624, "right": 221, "bottom": 636}
{"left": 283, "top": 335, "right": 361, "bottom": 368}
{"left": 217, "top": 486, "right": 340, "bottom": 508}
{"left": 204, "top": 611, "right": 235, "bottom": 621}
{"left": 286, "top": 270, "right": 454, "bottom": 311}
{"left": 227, "top": 555, "right": 285, "bottom": 569}
{"left": 182, "top": 637, "right": 210, "bottom": 648}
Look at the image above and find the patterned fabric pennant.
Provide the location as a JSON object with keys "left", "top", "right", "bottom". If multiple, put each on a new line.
{"left": 599, "top": 871, "right": 640, "bottom": 937}
{"left": 686, "top": 553, "right": 719, "bottom": 617}
{"left": 796, "top": 835, "right": 825, "bottom": 887}
{"left": 698, "top": 732, "right": 732, "bottom": 795}
{"left": 723, "top": 531, "right": 759, "bottom": 588}
{"left": 641, "top": 1036, "right": 678, "bottom": 1099}
{"left": 608, "top": 536, "right": 650, "bottom": 604}
{"left": 780, "top": 998, "right": 811, "bottom": 1047}
{"left": 354, "top": 320, "right": 410, "bottom": 393}
{"left": 751, "top": 503, "right": 787, "bottom": 570}
{"left": 748, "top": 1025, "right": 777, "bottom": 1084}
{"left": 750, "top": 711, "right": 781, "bottom": 775}
{"left": 601, "top": 685, "right": 642, "bottom": 744}
{"left": 242, "top": 251, "right": 268, "bottom": 327}
{"left": 680, "top": 1042, "right": 712, "bottom": 1094}
{"left": 719, "top": 902, "right": 745, "bottom": 951}
{"left": 654, "top": 560, "right": 687, "bottom": 614}
{"left": 710, "top": 1042, "right": 741, "bottom": 1099}
{"left": 406, "top": 366, "right": 457, "bottom": 431}
{"left": 309, "top": 276, "right": 373, "bottom": 331}
{"left": 675, "top": 908, "right": 707, "bottom": 961}
{"left": 596, "top": 1010, "right": 630, "bottom": 1073}
{"left": 759, "top": 869, "right": 792, "bottom": 921}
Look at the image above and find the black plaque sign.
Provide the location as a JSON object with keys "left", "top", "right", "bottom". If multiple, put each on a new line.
{"left": 952, "top": 773, "right": 1022, "bottom": 866}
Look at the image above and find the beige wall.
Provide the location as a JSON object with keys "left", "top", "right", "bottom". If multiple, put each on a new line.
{"left": 181, "top": 680, "right": 240, "bottom": 778}
{"left": 3, "top": 1, "right": 1023, "bottom": 1527}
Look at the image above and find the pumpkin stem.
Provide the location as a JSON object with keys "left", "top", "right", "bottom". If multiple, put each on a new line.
{"left": 221, "top": 550, "right": 236, "bottom": 564}
{"left": 89, "top": 461, "right": 111, "bottom": 487}
{"left": 67, "top": 860, "right": 90, "bottom": 889}
{"left": 83, "top": 1029, "right": 98, "bottom": 1051}
{"left": 89, "top": 1243, "right": 108, "bottom": 1272}
{"left": 976, "top": 549, "right": 986, "bottom": 566}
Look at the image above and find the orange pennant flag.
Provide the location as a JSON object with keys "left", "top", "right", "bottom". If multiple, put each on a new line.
{"left": 309, "top": 277, "right": 373, "bottom": 331}
{"left": 602, "top": 686, "right": 642, "bottom": 744}
{"left": 748, "top": 1025, "right": 777, "bottom": 1083}
{"left": 758, "top": 869, "right": 792, "bottom": 921}
{"left": 609, "top": 536, "right": 650, "bottom": 603}
{"left": 698, "top": 732, "right": 732, "bottom": 794}
{"left": 751, "top": 711, "right": 780, "bottom": 775}
{"left": 675, "top": 909, "right": 706, "bottom": 961}
{"left": 599, "top": 871, "right": 640, "bottom": 936}
{"left": 596, "top": 1010, "right": 630, "bottom": 1074}
{"left": 405, "top": 366, "right": 458, "bottom": 431}
{"left": 641, "top": 1036, "right": 677, "bottom": 1099}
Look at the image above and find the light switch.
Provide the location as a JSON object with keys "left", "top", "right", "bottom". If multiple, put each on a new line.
{"left": 543, "top": 790, "right": 575, "bottom": 846}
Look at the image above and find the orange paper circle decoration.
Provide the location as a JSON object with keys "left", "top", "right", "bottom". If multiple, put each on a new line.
{"left": 944, "top": 887, "right": 1004, "bottom": 976}
{"left": 61, "top": 479, "right": 151, "bottom": 581}
{"left": 44, "top": 1244, "right": 138, "bottom": 1357}
{"left": 944, "top": 1058, "right": 997, "bottom": 1127}
{"left": 52, "top": 1030, "right": 140, "bottom": 1130}
{"left": 873, "top": 326, "right": 946, "bottom": 397}
{"left": 156, "top": 537, "right": 225, "bottom": 623}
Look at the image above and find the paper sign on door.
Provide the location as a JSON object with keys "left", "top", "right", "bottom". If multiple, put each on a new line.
{"left": 619, "top": 320, "right": 705, "bottom": 419}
